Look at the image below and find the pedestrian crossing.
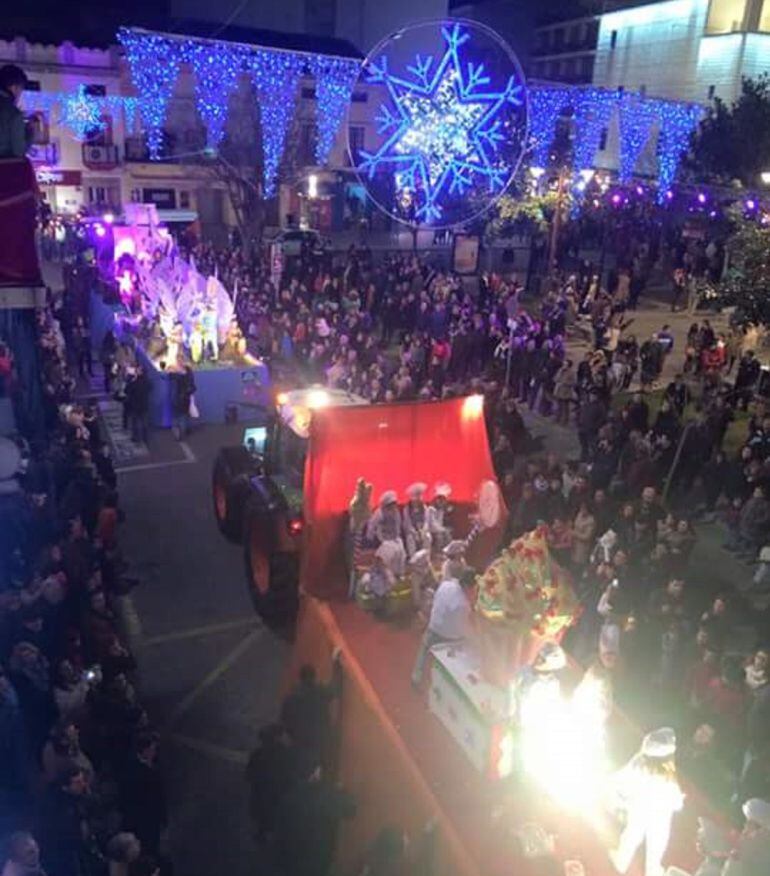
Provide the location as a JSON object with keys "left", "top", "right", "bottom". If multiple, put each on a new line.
{"left": 75, "top": 363, "right": 149, "bottom": 465}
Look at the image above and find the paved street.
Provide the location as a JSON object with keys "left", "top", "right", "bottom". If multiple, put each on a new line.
{"left": 115, "top": 423, "right": 287, "bottom": 876}
{"left": 85, "top": 285, "right": 751, "bottom": 876}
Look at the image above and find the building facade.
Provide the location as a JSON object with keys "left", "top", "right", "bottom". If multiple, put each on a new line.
{"left": 592, "top": 0, "right": 770, "bottom": 104}
{"left": 0, "top": 33, "right": 379, "bottom": 236}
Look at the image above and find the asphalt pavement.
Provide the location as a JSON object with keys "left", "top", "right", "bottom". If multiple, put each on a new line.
{"left": 116, "top": 422, "right": 287, "bottom": 876}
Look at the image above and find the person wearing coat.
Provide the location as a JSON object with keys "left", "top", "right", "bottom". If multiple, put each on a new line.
{"left": 571, "top": 503, "right": 596, "bottom": 567}
{"left": 553, "top": 360, "right": 576, "bottom": 426}
{"left": 402, "top": 482, "right": 431, "bottom": 558}
{"left": 366, "top": 491, "right": 406, "bottom": 576}
{"left": 426, "top": 482, "right": 452, "bottom": 552}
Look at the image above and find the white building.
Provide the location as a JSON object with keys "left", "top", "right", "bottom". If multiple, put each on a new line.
{"left": 0, "top": 32, "right": 379, "bottom": 236}
{"left": 593, "top": 0, "right": 770, "bottom": 104}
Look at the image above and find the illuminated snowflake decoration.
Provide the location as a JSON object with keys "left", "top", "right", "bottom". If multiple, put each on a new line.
{"left": 355, "top": 21, "right": 527, "bottom": 225}
{"left": 59, "top": 85, "right": 105, "bottom": 140}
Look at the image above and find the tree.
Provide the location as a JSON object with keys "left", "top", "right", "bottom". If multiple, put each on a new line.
{"left": 197, "top": 78, "right": 268, "bottom": 255}
{"left": 687, "top": 75, "right": 770, "bottom": 187}
{"left": 717, "top": 211, "right": 770, "bottom": 325}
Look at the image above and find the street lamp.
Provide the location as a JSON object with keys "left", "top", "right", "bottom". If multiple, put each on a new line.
{"left": 761, "top": 171, "right": 770, "bottom": 186}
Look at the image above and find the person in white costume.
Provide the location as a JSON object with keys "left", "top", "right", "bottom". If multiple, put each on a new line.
{"left": 366, "top": 491, "right": 406, "bottom": 577}
{"left": 609, "top": 727, "right": 684, "bottom": 876}
{"left": 402, "top": 482, "right": 431, "bottom": 558}
{"left": 426, "top": 482, "right": 452, "bottom": 552}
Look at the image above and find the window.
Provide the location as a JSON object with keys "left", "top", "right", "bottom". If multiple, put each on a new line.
{"left": 301, "top": 86, "right": 316, "bottom": 99}
{"left": 24, "top": 80, "right": 41, "bottom": 91}
{"left": 761, "top": 0, "right": 770, "bottom": 31}
{"left": 581, "top": 55, "right": 593, "bottom": 78}
{"left": 708, "top": 84, "right": 716, "bottom": 99}
{"left": 639, "top": 84, "right": 647, "bottom": 96}
{"left": 179, "top": 191, "right": 191, "bottom": 209}
{"left": 88, "top": 186, "right": 107, "bottom": 204}
{"left": 349, "top": 124, "right": 365, "bottom": 162}
{"left": 706, "top": 0, "right": 748, "bottom": 33}
{"left": 599, "top": 127, "right": 608, "bottom": 151}
{"left": 31, "top": 112, "right": 50, "bottom": 144}
{"left": 610, "top": 29, "right": 618, "bottom": 49}
{"left": 84, "top": 84, "right": 106, "bottom": 97}
{"left": 350, "top": 91, "right": 368, "bottom": 103}
{"left": 554, "top": 27, "right": 564, "bottom": 48}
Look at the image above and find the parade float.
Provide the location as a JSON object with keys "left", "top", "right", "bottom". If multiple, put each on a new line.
{"left": 90, "top": 205, "right": 270, "bottom": 426}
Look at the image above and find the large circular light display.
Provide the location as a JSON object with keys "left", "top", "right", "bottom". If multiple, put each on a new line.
{"left": 349, "top": 19, "right": 529, "bottom": 228}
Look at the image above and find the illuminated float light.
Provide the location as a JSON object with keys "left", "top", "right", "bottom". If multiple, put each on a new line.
{"left": 462, "top": 394, "right": 484, "bottom": 420}
{"left": 307, "top": 389, "right": 330, "bottom": 409}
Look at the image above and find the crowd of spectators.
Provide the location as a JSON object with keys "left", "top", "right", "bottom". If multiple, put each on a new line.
{"left": 0, "top": 295, "right": 167, "bottom": 876}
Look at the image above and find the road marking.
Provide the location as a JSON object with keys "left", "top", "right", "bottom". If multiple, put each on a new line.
{"left": 142, "top": 617, "right": 257, "bottom": 647}
{"left": 117, "top": 456, "right": 196, "bottom": 474}
{"left": 167, "top": 732, "right": 248, "bottom": 765}
{"left": 163, "top": 628, "right": 262, "bottom": 729}
{"left": 179, "top": 440, "right": 196, "bottom": 462}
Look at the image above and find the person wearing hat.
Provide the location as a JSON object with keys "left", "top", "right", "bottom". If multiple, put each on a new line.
{"left": 403, "top": 482, "right": 431, "bottom": 558}
{"left": 366, "top": 491, "right": 406, "bottom": 577}
{"left": 694, "top": 817, "right": 731, "bottom": 876}
{"left": 0, "top": 64, "right": 31, "bottom": 159}
{"left": 411, "top": 568, "right": 476, "bottom": 688}
{"left": 441, "top": 539, "right": 468, "bottom": 581}
{"left": 509, "top": 641, "right": 567, "bottom": 723}
{"left": 426, "top": 482, "right": 453, "bottom": 553}
{"left": 723, "top": 798, "right": 770, "bottom": 876}
{"left": 609, "top": 727, "right": 684, "bottom": 876}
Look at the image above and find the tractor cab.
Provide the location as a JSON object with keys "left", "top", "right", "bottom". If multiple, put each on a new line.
{"left": 212, "top": 386, "right": 366, "bottom": 621}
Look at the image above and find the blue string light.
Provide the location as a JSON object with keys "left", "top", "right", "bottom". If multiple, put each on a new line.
{"left": 311, "top": 56, "right": 361, "bottom": 166}
{"left": 118, "top": 29, "right": 182, "bottom": 158}
{"left": 656, "top": 101, "right": 702, "bottom": 202}
{"left": 572, "top": 87, "right": 618, "bottom": 172}
{"left": 618, "top": 93, "right": 661, "bottom": 183}
{"left": 247, "top": 51, "right": 304, "bottom": 197}
{"left": 186, "top": 43, "right": 244, "bottom": 149}
{"left": 528, "top": 87, "right": 573, "bottom": 168}
{"left": 357, "top": 22, "right": 527, "bottom": 224}
{"left": 22, "top": 89, "right": 141, "bottom": 141}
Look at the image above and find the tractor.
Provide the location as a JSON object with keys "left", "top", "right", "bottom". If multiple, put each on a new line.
{"left": 211, "top": 387, "right": 366, "bottom": 621}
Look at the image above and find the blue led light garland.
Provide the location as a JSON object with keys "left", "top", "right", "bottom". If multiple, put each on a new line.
{"left": 656, "top": 101, "right": 702, "bottom": 202}
{"left": 311, "top": 57, "right": 361, "bottom": 165}
{"left": 247, "top": 51, "right": 304, "bottom": 197}
{"left": 356, "top": 22, "right": 527, "bottom": 224}
{"left": 186, "top": 43, "right": 243, "bottom": 149}
{"left": 528, "top": 87, "right": 573, "bottom": 168}
{"left": 618, "top": 93, "right": 661, "bottom": 183}
{"left": 118, "top": 30, "right": 182, "bottom": 159}
{"left": 573, "top": 88, "right": 618, "bottom": 172}
{"left": 22, "top": 89, "right": 140, "bottom": 141}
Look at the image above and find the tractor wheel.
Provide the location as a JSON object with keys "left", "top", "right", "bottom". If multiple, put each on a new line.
{"left": 212, "top": 446, "right": 255, "bottom": 543}
{"left": 244, "top": 517, "right": 299, "bottom": 624}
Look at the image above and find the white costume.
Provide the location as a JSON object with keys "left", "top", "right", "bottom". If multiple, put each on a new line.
{"left": 366, "top": 491, "right": 406, "bottom": 576}
{"left": 694, "top": 817, "right": 731, "bottom": 876}
{"left": 426, "top": 482, "right": 452, "bottom": 552}
{"left": 403, "top": 483, "right": 431, "bottom": 557}
{"left": 610, "top": 728, "right": 684, "bottom": 876}
{"left": 440, "top": 539, "right": 467, "bottom": 582}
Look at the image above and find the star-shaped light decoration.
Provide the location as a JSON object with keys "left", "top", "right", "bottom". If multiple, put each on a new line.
{"left": 356, "top": 22, "right": 527, "bottom": 224}
{"left": 59, "top": 85, "right": 106, "bottom": 141}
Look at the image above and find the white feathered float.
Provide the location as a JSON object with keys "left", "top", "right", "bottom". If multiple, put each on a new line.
{"left": 120, "top": 245, "right": 256, "bottom": 370}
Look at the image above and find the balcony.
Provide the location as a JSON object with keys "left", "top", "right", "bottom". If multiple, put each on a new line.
{"left": 125, "top": 130, "right": 206, "bottom": 163}
{"left": 82, "top": 143, "right": 119, "bottom": 170}
{"left": 28, "top": 141, "right": 59, "bottom": 165}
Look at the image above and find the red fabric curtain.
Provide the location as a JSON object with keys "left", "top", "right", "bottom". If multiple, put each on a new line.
{"left": 301, "top": 397, "right": 499, "bottom": 599}
{"left": 0, "top": 158, "right": 41, "bottom": 286}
